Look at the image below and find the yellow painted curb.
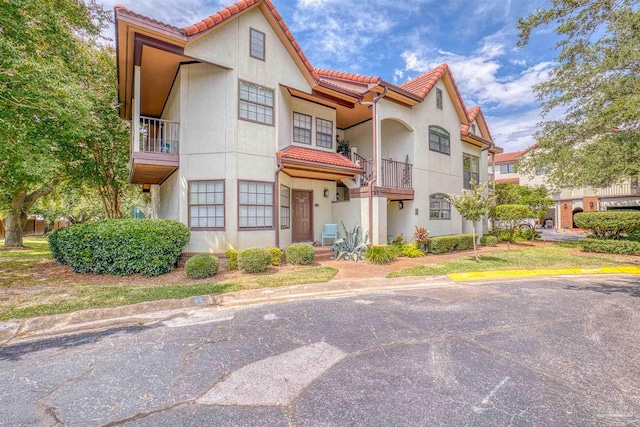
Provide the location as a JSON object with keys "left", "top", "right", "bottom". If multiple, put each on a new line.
{"left": 448, "top": 266, "right": 640, "bottom": 282}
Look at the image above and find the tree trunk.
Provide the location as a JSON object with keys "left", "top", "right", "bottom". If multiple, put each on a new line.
{"left": 3, "top": 182, "right": 57, "bottom": 249}
{"left": 472, "top": 221, "right": 480, "bottom": 263}
{"left": 3, "top": 209, "right": 25, "bottom": 248}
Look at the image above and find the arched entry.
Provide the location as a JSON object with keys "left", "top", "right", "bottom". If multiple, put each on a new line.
{"left": 572, "top": 208, "right": 583, "bottom": 228}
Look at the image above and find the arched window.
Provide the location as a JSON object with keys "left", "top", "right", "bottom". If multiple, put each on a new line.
{"left": 430, "top": 193, "right": 451, "bottom": 220}
{"left": 429, "top": 126, "right": 450, "bottom": 155}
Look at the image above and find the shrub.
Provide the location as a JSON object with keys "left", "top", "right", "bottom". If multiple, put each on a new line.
{"left": 48, "top": 219, "right": 189, "bottom": 277}
{"left": 399, "top": 243, "right": 425, "bottom": 258}
{"left": 285, "top": 243, "right": 315, "bottom": 265}
{"left": 626, "top": 230, "right": 640, "bottom": 242}
{"left": 330, "top": 223, "right": 368, "bottom": 261}
{"left": 413, "top": 226, "right": 429, "bottom": 245}
{"left": 480, "top": 235, "right": 498, "bottom": 247}
{"left": 365, "top": 245, "right": 399, "bottom": 264}
{"left": 238, "top": 248, "right": 272, "bottom": 273}
{"left": 185, "top": 254, "right": 220, "bottom": 279}
{"left": 574, "top": 211, "right": 640, "bottom": 239}
{"left": 225, "top": 249, "right": 238, "bottom": 270}
{"left": 268, "top": 247, "right": 283, "bottom": 266}
{"left": 580, "top": 238, "right": 640, "bottom": 255}
{"left": 427, "top": 234, "right": 475, "bottom": 254}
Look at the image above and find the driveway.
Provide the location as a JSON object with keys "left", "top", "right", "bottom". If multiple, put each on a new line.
{"left": 1, "top": 276, "right": 638, "bottom": 426}
{"left": 538, "top": 229, "right": 587, "bottom": 242}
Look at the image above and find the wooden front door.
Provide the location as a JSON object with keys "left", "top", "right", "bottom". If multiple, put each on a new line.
{"left": 292, "top": 190, "right": 313, "bottom": 242}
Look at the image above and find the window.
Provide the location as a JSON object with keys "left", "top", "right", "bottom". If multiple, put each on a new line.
{"left": 471, "top": 124, "right": 476, "bottom": 134}
{"left": 239, "top": 181, "right": 274, "bottom": 229}
{"left": 429, "top": 126, "right": 450, "bottom": 155}
{"left": 293, "top": 112, "right": 312, "bottom": 144}
{"left": 239, "top": 81, "right": 274, "bottom": 125}
{"left": 280, "top": 185, "right": 290, "bottom": 229}
{"left": 436, "top": 88, "right": 443, "bottom": 110}
{"left": 250, "top": 28, "right": 265, "bottom": 60}
{"left": 463, "top": 153, "right": 480, "bottom": 190}
{"left": 500, "top": 163, "right": 515, "bottom": 174}
{"left": 316, "top": 118, "right": 333, "bottom": 149}
{"left": 430, "top": 193, "right": 451, "bottom": 220}
{"left": 189, "top": 181, "right": 224, "bottom": 229}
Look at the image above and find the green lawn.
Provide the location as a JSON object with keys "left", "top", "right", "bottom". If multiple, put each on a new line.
{"left": 0, "top": 238, "right": 338, "bottom": 321}
{"left": 387, "top": 244, "right": 637, "bottom": 278}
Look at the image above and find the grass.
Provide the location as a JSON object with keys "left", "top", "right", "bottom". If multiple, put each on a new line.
{"left": 387, "top": 244, "right": 636, "bottom": 278}
{"left": 0, "top": 237, "right": 338, "bottom": 321}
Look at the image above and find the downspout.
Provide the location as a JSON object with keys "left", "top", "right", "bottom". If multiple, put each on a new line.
{"left": 359, "top": 86, "right": 388, "bottom": 243}
{"left": 274, "top": 158, "right": 285, "bottom": 248}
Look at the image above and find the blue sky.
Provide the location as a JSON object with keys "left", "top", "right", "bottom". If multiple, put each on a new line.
{"left": 101, "top": 0, "right": 563, "bottom": 152}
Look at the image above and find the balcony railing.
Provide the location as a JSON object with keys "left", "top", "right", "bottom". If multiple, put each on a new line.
{"left": 596, "top": 181, "right": 640, "bottom": 197}
{"left": 350, "top": 152, "right": 372, "bottom": 187}
{"left": 381, "top": 158, "right": 413, "bottom": 189}
{"left": 139, "top": 116, "right": 179, "bottom": 154}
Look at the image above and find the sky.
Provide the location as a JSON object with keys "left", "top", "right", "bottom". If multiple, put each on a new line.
{"left": 100, "top": 0, "right": 564, "bottom": 152}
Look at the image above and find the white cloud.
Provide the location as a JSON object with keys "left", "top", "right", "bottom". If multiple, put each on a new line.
{"left": 510, "top": 58, "right": 527, "bottom": 66}
{"left": 392, "top": 69, "right": 404, "bottom": 84}
{"left": 401, "top": 37, "right": 553, "bottom": 108}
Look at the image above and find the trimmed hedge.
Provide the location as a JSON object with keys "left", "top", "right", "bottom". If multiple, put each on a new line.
{"left": 580, "top": 238, "right": 640, "bottom": 255}
{"left": 574, "top": 211, "right": 640, "bottom": 239}
{"left": 365, "top": 245, "right": 399, "bottom": 264}
{"left": 268, "top": 247, "right": 283, "bottom": 266}
{"left": 185, "top": 254, "right": 220, "bottom": 279}
{"left": 225, "top": 249, "right": 238, "bottom": 270}
{"left": 427, "top": 234, "right": 475, "bottom": 254}
{"left": 285, "top": 243, "right": 315, "bottom": 265}
{"left": 480, "top": 235, "right": 499, "bottom": 247}
{"left": 48, "top": 219, "right": 190, "bottom": 277}
{"left": 238, "top": 248, "right": 272, "bottom": 273}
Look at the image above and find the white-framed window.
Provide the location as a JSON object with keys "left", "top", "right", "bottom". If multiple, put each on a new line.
{"left": 239, "top": 81, "right": 274, "bottom": 125}
{"left": 500, "top": 163, "right": 516, "bottom": 174}
{"left": 280, "top": 185, "right": 290, "bottom": 229}
{"left": 239, "top": 181, "right": 274, "bottom": 229}
{"left": 189, "top": 180, "right": 224, "bottom": 229}
{"left": 316, "top": 118, "right": 333, "bottom": 149}
{"left": 293, "top": 112, "right": 312, "bottom": 145}
{"left": 250, "top": 28, "right": 265, "bottom": 60}
{"left": 430, "top": 193, "right": 451, "bottom": 220}
{"left": 463, "top": 153, "right": 480, "bottom": 190}
{"left": 436, "top": 87, "right": 443, "bottom": 110}
{"left": 429, "top": 126, "right": 450, "bottom": 155}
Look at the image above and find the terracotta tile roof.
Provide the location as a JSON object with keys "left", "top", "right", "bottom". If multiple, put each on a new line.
{"left": 277, "top": 146, "right": 362, "bottom": 170}
{"left": 488, "top": 150, "right": 525, "bottom": 165}
{"left": 399, "top": 63, "right": 468, "bottom": 117}
{"left": 114, "top": 4, "right": 186, "bottom": 34}
{"left": 467, "top": 106, "right": 481, "bottom": 122}
{"left": 315, "top": 69, "right": 381, "bottom": 84}
{"left": 182, "top": 0, "right": 318, "bottom": 79}
{"left": 496, "top": 177, "right": 520, "bottom": 184}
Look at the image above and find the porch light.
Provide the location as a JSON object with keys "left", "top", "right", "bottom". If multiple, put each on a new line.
{"left": 142, "top": 184, "right": 151, "bottom": 193}
{"left": 399, "top": 201, "right": 404, "bottom": 210}
{"left": 590, "top": 201, "right": 594, "bottom": 208}
{"left": 323, "top": 189, "right": 329, "bottom": 198}
{"left": 563, "top": 203, "right": 568, "bottom": 209}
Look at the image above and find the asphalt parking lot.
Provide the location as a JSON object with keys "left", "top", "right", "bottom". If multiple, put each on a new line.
{"left": 1, "top": 275, "right": 638, "bottom": 426}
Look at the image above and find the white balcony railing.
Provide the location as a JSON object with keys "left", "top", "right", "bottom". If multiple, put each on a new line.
{"left": 596, "top": 182, "right": 640, "bottom": 197}
{"left": 138, "top": 116, "right": 179, "bottom": 154}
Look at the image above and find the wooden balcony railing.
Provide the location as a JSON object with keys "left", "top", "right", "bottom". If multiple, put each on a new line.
{"left": 381, "top": 158, "right": 413, "bottom": 189}
{"left": 139, "top": 116, "right": 179, "bottom": 154}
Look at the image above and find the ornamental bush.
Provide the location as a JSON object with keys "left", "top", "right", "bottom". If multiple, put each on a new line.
{"left": 427, "top": 234, "right": 475, "bottom": 254}
{"left": 48, "top": 219, "right": 190, "bottom": 277}
{"left": 285, "top": 243, "right": 315, "bottom": 265}
{"left": 580, "top": 238, "right": 640, "bottom": 255}
{"left": 268, "top": 247, "right": 283, "bottom": 266}
{"left": 480, "top": 235, "right": 499, "bottom": 247}
{"left": 365, "top": 245, "right": 399, "bottom": 264}
{"left": 225, "top": 249, "right": 238, "bottom": 270}
{"left": 185, "top": 254, "right": 220, "bottom": 279}
{"left": 396, "top": 243, "right": 425, "bottom": 258}
{"left": 492, "top": 205, "right": 534, "bottom": 245}
{"left": 238, "top": 248, "right": 272, "bottom": 273}
{"left": 574, "top": 211, "right": 640, "bottom": 240}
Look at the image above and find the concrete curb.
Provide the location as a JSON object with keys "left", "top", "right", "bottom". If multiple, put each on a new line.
{"left": 448, "top": 266, "right": 640, "bottom": 282}
{"left": 0, "top": 276, "right": 451, "bottom": 345}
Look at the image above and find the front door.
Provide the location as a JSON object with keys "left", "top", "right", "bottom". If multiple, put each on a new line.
{"left": 292, "top": 190, "right": 313, "bottom": 242}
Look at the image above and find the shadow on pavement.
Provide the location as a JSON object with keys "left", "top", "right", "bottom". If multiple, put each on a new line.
{"left": 0, "top": 324, "right": 154, "bottom": 362}
{"left": 564, "top": 280, "right": 640, "bottom": 298}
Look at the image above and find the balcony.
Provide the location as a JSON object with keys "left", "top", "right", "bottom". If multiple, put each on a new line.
{"left": 596, "top": 181, "right": 640, "bottom": 198}
{"left": 130, "top": 116, "right": 180, "bottom": 185}
{"left": 348, "top": 153, "right": 414, "bottom": 200}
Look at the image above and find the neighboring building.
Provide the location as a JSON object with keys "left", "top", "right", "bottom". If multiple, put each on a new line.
{"left": 489, "top": 147, "right": 640, "bottom": 230}
{"left": 115, "top": 0, "right": 502, "bottom": 253}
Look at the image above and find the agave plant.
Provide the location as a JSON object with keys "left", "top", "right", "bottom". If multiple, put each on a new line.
{"left": 330, "top": 222, "right": 369, "bottom": 261}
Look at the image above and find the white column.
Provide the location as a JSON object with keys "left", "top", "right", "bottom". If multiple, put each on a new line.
{"left": 132, "top": 65, "right": 141, "bottom": 152}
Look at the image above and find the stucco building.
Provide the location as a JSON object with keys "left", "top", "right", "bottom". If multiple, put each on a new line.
{"left": 115, "top": 0, "right": 502, "bottom": 253}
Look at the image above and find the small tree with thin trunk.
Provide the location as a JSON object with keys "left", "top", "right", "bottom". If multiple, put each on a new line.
{"left": 449, "top": 181, "right": 494, "bottom": 262}
{"left": 493, "top": 205, "right": 534, "bottom": 249}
